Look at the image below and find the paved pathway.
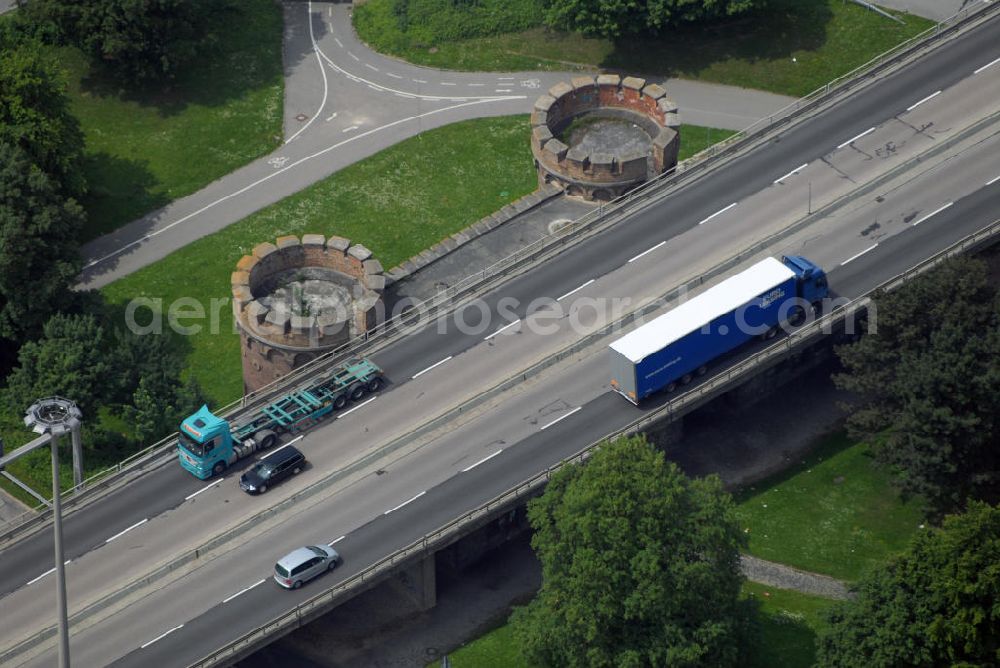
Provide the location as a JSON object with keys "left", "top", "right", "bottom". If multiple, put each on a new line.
{"left": 875, "top": 0, "right": 981, "bottom": 22}
{"left": 77, "top": 0, "right": 796, "bottom": 289}
{"left": 741, "top": 554, "right": 852, "bottom": 599}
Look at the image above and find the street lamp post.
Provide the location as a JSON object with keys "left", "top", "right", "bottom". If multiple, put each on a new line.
{"left": 24, "top": 397, "right": 82, "bottom": 668}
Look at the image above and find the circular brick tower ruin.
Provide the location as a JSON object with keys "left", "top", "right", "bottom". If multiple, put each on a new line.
{"left": 231, "top": 234, "right": 386, "bottom": 393}
{"left": 530, "top": 74, "right": 681, "bottom": 201}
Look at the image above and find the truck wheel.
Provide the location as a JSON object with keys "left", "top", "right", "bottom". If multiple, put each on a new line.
{"left": 665, "top": 382, "right": 677, "bottom": 393}
{"left": 681, "top": 374, "right": 693, "bottom": 385}
{"left": 212, "top": 461, "right": 226, "bottom": 476}
{"left": 333, "top": 394, "right": 348, "bottom": 410}
{"left": 258, "top": 431, "right": 277, "bottom": 449}
{"left": 367, "top": 377, "right": 383, "bottom": 393}
{"left": 764, "top": 326, "right": 778, "bottom": 340}
{"left": 696, "top": 365, "right": 708, "bottom": 377}
{"left": 789, "top": 306, "right": 806, "bottom": 325}
{"left": 350, "top": 383, "right": 366, "bottom": 401}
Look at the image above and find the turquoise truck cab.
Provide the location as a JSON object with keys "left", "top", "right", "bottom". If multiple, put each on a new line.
{"left": 178, "top": 405, "right": 236, "bottom": 479}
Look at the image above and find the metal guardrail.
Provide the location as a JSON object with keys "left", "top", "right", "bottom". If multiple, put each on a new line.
{"left": 188, "top": 209, "right": 1000, "bottom": 667}
{"left": 2, "top": 0, "right": 996, "bottom": 542}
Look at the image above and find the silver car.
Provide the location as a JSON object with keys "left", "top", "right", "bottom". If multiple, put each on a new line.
{"left": 273, "top": 545, "right": 340, "bottom": 589}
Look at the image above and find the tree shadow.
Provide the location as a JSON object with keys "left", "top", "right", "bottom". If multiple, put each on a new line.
{"left": 77, "top": 151, "right": 168, "bottom": 242}
{"left": 743, "top": 595, "right": 822, "bottom": 668}
{"left": 75, "top": 0, "right": 288, "bottom": 118}
{"left": 598, "top": 0, "right": 833, "bottom": 80}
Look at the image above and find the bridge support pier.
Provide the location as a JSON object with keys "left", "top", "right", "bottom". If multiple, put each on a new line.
{"left": 391, "top": 552, "right": 437, "bottom": 611}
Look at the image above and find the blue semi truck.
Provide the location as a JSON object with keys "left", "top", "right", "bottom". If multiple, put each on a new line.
{"left": 177, "top": 358, "right": 384, "bottom": 479}
{"left": 609, "top": 255, "right": 828, "bottom": 404}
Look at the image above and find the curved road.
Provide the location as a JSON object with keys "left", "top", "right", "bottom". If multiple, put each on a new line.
{"left": 77, "top": 0, "right": 796, "bottom": 289}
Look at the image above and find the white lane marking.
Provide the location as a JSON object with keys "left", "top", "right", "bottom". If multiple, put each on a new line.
{"left": 462, "top": 450, "right": 503, "bottom": 472}
{"left": 540, "top": 407, "right": 582, "bottom": 431}
{"left": 348, "top": 51, "right": 359, "bottom": 61}
{"left": 141, "top": 624, "right": 184, "bottom": 649}
{"left": 557, "top": 279, "right": 595, "bottom": 301}
{"left": 185, "top": 481, "right": 220, "bottom": 501}
{"left": 84, "top": 98, "right": 523, "bottom": 272}
{"left": 906, "top": 90, "right": 941, "bottom": 112}
{"left": 974, "top": 56, "right": 1000, "bottom": 74}
{"left": 325, "top": 111, "right": 338, "bottom": 121}
{"left": 26, "top": 561, "right": 71, "bottom": 586}
{"left": 841, "top": 244, "right": 878, "bottom": 266}
{"left": 384, "top": 491, "right": 426, "bottom": 515}
{"left": 338, "top": 395, "right": 378, "bottom": 419}
{"left": 495, "top": 89, "right": 513, "bottom": 92}
{"left": 105, "top": 518, "right": 148, "bottom": 543}
{"left": 286, "top": 1, "right": 330, "bottom": 145}
{"left": 468, "top": 83, "right": 485, "bottom": 87}
{"left": 986, "top": 174, "right": 1000, "bottom": 186}
{"left": 386, "top": 72, "right": 402, "bottom": 79}
{"left": 264, "top": 435, "right": 305, "bottom": 459}
{"left": 412, "top": 356, "right": 453, "bottom": 379}
{"left": 395, "top": 92, "right": 415, "bottom": 98}
{"left": 773, "top": 163, "right": 808, "bottom": 184}
{"left": 698, "top": 202, "right": 738, "bottom": 225}
{"left": 329, "top": 535, "right": 346, "bottom": 546}
{"left": 441, "top": 82, "right": 456, "bottom": 86}
{"left": 334, "top": 37, "right": 343, "bottom": 47}
{"left": 222, "top": 579, "right": 266, "bottom": 604}
{"left": 628, "top": 240, "right": 667, "bottom": 263}
{"left": 497, "top": 76, "right": 515, "bottom": 80}
{"left": 313, "top": 41, "right": 521, "bottom": 103}
{"left": 342, "top": 125, "right": 358, "bottom": 133}
{"left": 837, "top": 126, "right": 875, "bottom": 149}
{"left": 912, "top": 201, "right": 953, "bottom": 226}
{"left": 484, "top": 319, "right": 521, "bottom": 340}
{"left": 364, "top": 63, "right": 379, "bottom": 72}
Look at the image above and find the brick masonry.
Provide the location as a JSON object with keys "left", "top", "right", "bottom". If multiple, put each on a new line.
{"left": 232, "top": 235, "right": 386, "bottom": 393}
{"left": 530, "top": 74, "right": 680, "bottom": 200}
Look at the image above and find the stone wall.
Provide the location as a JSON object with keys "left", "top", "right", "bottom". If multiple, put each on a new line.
{"left": 232, "top": 234, "right": 386, "bottom": 393}
{"left": 530, "top": 74, "right": 681, "bottom": 200}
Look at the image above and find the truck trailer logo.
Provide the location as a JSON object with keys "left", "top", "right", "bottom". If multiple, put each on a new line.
{"left": 644, "top": 356, "right": 682, "bottom": 380}
{"left": 759, "top": 287, "right": 786, "bottom": 309}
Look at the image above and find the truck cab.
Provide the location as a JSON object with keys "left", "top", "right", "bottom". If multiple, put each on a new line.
{"left": 178, "top": 405, "right": 235, "bottom": 479}
{"left": 781, "top": 255, "right": 829, "bottom": 305}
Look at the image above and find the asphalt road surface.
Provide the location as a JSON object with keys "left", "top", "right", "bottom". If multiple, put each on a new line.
{"left": 76, "top": 0, "right": 797, "bottom": 290}
{"left": 1, "top": 13, "right": 998, "bottom": 664}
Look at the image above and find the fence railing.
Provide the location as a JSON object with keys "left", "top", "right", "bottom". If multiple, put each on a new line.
{"left": 2, "top": 0, "right": 995, "bottom": 542}
{"left": 189, "top": 214, "right": 1000, "bottom": 667}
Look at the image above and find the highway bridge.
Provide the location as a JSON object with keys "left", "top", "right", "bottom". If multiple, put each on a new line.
{"left": 1, "top": 6, "right": 999, "bottom": 666}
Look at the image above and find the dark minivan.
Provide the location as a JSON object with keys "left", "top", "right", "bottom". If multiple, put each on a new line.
{"left": 239, "top": 446, "right": 305, "bottom": 494}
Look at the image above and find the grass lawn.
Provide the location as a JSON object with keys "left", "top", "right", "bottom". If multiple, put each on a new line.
{"left": 100, "top": 117, "right": 731, "bottom": 405}
{"left": 427, "top": 581, "right": 835, "bottom": 668}
{"left": 355, "top": 0, "right": 933, "bottom": 97}
{"left": 0, "top": 116, "right": 730, "bottom": 507}
{"left": 734, "top": 430, "right": 925, "bottom": 582}
{"left": 744, "top": 581, "right": 834, "bottom": 668}
{"left": 63, "top": 0, "right": 283, "bottom": 240}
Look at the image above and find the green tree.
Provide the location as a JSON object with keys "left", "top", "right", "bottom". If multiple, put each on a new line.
{"left": 817, "top": 501, "right": 1000, "bottom": 667}
{"left": 18, "top": 0, "right": 231, "bottom": 84}
{"left": 0, "top": 36, "right": 86, "bottom": 196}
{"left": 0, "top": 142, "right": 84, "bottom": 346}
{"left": 835, "top": 257, "right": 1000, "bottom": 512}
{"left": 124, "top": 372, "right": 203, "bottom": 444}
{"left": 510, "top": 434, "right": 747, "bottom": 667}
{"left": 544, "top": 0, "right": 762, "bottom": 38}
{"left": 4, "top": 313, "right": 113, "bottom": 414}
